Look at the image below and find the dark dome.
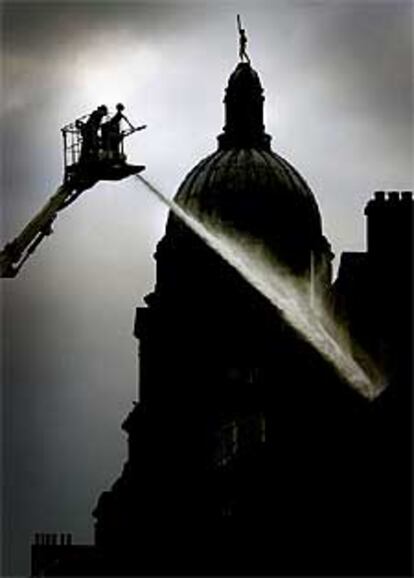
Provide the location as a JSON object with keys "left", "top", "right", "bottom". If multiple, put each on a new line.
{"left": 167, "top": 62, "right": 327, "bottom": 275}
{"left": 173, "top": 147, "right": 323, "bottom": 272}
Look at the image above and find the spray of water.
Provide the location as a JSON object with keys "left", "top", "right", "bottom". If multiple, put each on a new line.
{"left": 136, "top": 174, "right": 384, "bottom": 400}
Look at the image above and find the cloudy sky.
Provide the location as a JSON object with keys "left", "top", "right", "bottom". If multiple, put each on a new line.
{"left": 1, "top": 0, "right": 413, "bottom": 574}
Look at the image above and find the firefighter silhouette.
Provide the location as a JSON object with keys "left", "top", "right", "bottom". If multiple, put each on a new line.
{"left": 101, "top": 103, "right": 134, "bottom": 159}
{"left": 79, "top": 105, "right": 108, "bottom": 162}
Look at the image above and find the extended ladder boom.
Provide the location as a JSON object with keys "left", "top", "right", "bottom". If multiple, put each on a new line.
{"left": 0, "top": 182, "right": 82, "bottom": 278}
{"left": 1, "top": 103, "right": 146, "bottom": 278}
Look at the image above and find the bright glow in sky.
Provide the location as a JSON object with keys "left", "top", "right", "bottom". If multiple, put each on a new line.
{"left": 73, "top": 37, "right": 161, "bottom": 107}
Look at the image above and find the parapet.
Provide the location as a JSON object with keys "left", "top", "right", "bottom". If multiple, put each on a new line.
{"left": 33, "top": 532, "right": 72, "bottom": 546}
{"left": 365, "top": 190, "right": 413, "bottom": 214}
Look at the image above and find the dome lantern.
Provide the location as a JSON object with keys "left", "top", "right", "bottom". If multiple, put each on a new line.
{"left": 218, "top": 62, "right": 272, "bottom": 151}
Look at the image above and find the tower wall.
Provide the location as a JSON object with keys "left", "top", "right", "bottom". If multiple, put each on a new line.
{"left": 365, "top": 190, "right": 413, "bottom": 263}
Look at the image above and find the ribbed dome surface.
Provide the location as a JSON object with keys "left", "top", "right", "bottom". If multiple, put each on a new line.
{"left": 173, "top": 148, "right": 323, "bottom": 271}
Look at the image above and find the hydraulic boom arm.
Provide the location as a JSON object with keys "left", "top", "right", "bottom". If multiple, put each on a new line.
{"left": 0, "top": 182, "right": 86, "bottom": 278}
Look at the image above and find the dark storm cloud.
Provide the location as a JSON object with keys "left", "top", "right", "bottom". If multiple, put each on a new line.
{"left": 311, "top": 3, "right": 412, "bottom": 137}
{"left": 4, "top": 2, "right": 174, "bottom": 49}
{"left": 2, "top": 1, "right": 412, "bottom": 576}
{"left": 253, "top": 0, "right": 413, "bottom": 150}
{"left": 3, "top": 1, "right": 210, "bottom": 58}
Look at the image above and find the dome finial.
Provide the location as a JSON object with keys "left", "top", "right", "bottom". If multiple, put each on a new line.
{"left": 237, "top": 14, "right": 250, "bottom": 64}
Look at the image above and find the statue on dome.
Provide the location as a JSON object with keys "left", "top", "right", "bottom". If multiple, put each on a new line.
{"left": 237, "top": 14, "right": 250, "bottom": 64}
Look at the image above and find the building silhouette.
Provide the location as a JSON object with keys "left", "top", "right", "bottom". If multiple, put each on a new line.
{"left": 31, "top": 59, "right": 412, "bottom": 576}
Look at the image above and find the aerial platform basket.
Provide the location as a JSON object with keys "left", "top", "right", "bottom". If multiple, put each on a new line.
{"left": 61, "top": 109, "right": 145, "bottom": 188}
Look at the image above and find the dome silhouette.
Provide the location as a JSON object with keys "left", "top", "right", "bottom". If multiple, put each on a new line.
{"left": 168, "top": 61, "right": 328, "bottom": 275}
{"left": 173, "top": 147, "right": 323, "bottom": 273}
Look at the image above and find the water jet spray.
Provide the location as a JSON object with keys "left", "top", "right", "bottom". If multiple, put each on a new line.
{"left": 136, "top": 174, "right": 385, "bottom": 400}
